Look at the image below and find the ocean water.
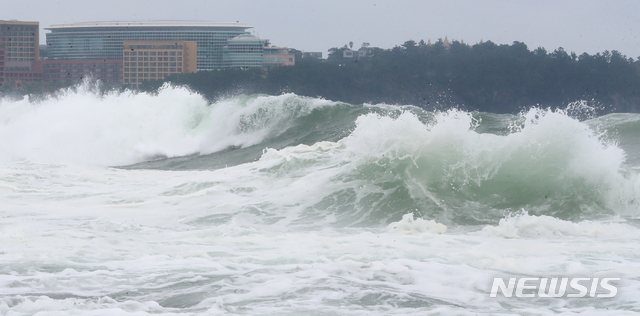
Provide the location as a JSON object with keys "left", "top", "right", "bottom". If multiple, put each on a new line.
{"left": 1, "top": 84, "right": 640, "bottom": 315}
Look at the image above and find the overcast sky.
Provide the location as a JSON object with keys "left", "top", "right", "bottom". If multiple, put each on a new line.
{"left": 3, "top": 0, "right": 640, "bottom": 58}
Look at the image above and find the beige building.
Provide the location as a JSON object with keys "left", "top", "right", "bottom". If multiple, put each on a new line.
{"left": 0, "top": 20, "right": 39, "bottom": 62}
{"left": 263, "top": 46, "right": 295, "bottom": 68}
{"left": 122, "top": 40, "right": 196, "bottom": 85}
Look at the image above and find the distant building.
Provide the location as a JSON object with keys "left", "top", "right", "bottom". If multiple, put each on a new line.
{"left": 0, "top": 19, "right": 291, "bottom": 89}
{"left": 45, "top": 21, "right": 252, "bottom": 70}
{"left": 3, "top": 60, "right": 42, "bottom": 89}
{"left": 343, "top": 48, "right": 371, "bottom": 59}
{"left": 302, "top": 52, "right": 322, "bottom": 59}
{"left": 263, "top": 46, "right": 295, "bottom": 68}
{"left": 443, "top": 36, "right": 451, "bottom": 49}
{"left": 123, "top": 40, "right": 196, "bottom": 86}
{"left": 343, "top": 49, "right": 355, "bottom": 58}
{"left": 42, "top": 60, "right": 123, "bottom": 84}
{"left": 425, "top": 36, "right": 456, "bottom": 49}
{"left": 358, "top": 48, "right": 371, "bottom": 57}
{"left": 0, "top": 20, "right": 39, "bottom": 62}
{"left": 39, "top": 44, "right": 48, "bottom": 60}
{"left": 0, "top": 39, "right": 5, "bottom": 88}
{"left": 222, "top": 34, "right": 263, "bottom": 69}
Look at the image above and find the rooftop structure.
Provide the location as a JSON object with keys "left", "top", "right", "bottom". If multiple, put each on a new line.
{"left": 45, "top": 21, "right": 252, "bottom": 70}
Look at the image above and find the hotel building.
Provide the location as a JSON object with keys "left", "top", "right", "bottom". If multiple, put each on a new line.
{"left": 0, "top": 20, "right": 39, "bottom": 62}
{"left": 122, "top": 40, "right": 196, "bottom": 85}
{"left": 41, "top": 60, "right": 123, "bottom": 83}
{"left": 45, "top": 21, "right": 251, "bottom": 70}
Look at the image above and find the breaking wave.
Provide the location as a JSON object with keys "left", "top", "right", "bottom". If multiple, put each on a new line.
{"left": 1, "top": 84, "right": 639, "bottom": 225}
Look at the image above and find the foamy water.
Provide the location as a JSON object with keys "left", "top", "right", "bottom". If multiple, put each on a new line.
{"left": 1, "top": 85, "right": 640, "bottom": 315}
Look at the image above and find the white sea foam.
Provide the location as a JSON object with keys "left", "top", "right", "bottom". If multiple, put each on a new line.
{"left": 386, "top": 213, "right": 447, "bottom": 234}
{"left": 480, "top": 211, "right": 639, "bottom": 238}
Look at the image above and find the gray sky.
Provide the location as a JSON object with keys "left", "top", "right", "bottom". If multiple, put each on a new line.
{"left": 4, "top": 0, "right": 640, "bottom": 58}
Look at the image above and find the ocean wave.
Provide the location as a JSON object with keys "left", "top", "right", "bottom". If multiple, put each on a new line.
{"left": 2, "top": 84, "right": 639, "bottom": 225}
{"left": 0, "top": 83, "right": 339, "bottom": 166}
{"left": 257, "top": 107, "right": 640, "bottom": 225}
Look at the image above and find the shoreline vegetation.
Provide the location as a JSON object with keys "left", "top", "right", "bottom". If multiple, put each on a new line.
{"left": 4, "top": 39, "right": 640, "bottom": 114}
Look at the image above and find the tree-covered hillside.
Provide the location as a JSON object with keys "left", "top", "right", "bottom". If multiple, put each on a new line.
{"left": 141, "top": 39, "right": 640, "bottom": 113}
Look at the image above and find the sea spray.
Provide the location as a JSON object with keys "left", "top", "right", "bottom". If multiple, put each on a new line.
{"left": 0, "top": 84, "right": 337, "bottom": 166}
